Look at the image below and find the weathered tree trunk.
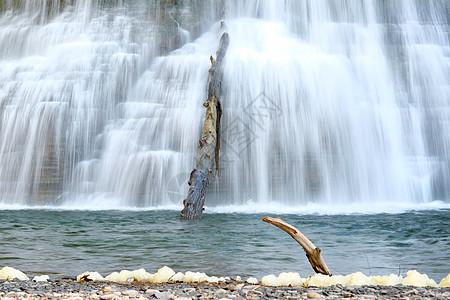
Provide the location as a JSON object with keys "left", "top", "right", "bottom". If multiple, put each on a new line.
{"left": 262, "top": 216, "right": 332, "bottom": 276}
{"left": 180, "top": 32, "right": 230, "bottom": 220}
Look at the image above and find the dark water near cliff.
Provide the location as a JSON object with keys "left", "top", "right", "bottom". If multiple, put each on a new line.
{"left": 1, "top": 209, "right": 448, "bottom": 281}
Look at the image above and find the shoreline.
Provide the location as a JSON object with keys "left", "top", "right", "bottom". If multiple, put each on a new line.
{"left": 1, "top": 278, "right": 450, "bottom": 299}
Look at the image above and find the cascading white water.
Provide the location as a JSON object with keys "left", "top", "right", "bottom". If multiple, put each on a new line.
{"left": 0, "top": 0, "right": 448, "bottom": 209}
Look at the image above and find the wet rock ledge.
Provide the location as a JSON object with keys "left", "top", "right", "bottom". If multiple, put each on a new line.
{"left": 1, "top": 278, "right": 450, "bottom": 300}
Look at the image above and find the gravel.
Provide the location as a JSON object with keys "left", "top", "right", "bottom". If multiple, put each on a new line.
{"left": 1, "top": 278, "right": 449, "bottom": 299}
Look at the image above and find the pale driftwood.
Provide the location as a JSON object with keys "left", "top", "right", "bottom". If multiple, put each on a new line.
{"left": 262, "top": 216, "right": 332, "bottom": 276}
{"left": 180, "top": 32, "right": 229, "bottom": 220}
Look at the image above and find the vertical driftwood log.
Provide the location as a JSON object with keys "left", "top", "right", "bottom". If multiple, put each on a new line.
{"left": 180, "top": 32, "right": 230, "bottom": 220}
{"left": 262, "top": 216, "right": 332, "bottom": 276}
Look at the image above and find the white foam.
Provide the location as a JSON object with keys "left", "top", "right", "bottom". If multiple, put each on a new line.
{"left": 0, "top": 203, "right": 181, "bottom": 211}
{"left": 1, "top": 201, "right": 449, "bottom": 214}
{"left": 206, "top": 201, "right": 450, "bottom": 215}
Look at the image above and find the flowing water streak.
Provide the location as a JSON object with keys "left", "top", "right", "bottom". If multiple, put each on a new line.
{"left": 0, "top": 0, "right": 449, "bottom": 209}
{"left": 0, "top": 0, "right": 193, "bottom": 206}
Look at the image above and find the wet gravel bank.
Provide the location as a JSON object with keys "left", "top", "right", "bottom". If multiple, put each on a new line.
{"left": 1, "top": 278, "right": 449, "bottom": 299}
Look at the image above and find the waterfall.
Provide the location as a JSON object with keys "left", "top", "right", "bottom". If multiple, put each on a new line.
{"left": 0, "top": 0, "right": 448, "bottom": 209}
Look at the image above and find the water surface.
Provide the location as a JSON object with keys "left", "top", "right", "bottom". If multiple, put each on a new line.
{"left": 1, "top": 209, "right": 448, "bottom": 281}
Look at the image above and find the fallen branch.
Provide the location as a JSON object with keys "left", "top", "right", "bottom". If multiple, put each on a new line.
{"left": 180, "top": 32, "right": 230, "bottom": 220}
{"left": 262, "top": 216, "right": 332, "bottom": 276}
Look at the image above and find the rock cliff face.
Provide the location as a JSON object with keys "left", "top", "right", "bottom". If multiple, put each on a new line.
{"left": 32, "top": 136, "right": 65, "bottom": 204}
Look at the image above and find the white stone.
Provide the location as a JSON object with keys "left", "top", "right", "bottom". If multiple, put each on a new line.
{"left": 207, "top": 276, "right": 220, "bottom": 283}
{"left": 246, "top": 277, "right": 258, "bottom": 284}
{"left": 122, "top": 290, "right": 139, "bottom": 297}
{"left": 32, "top": 275, "right": 50, "bottom": 282}
{"left": 214, "top": 288, "right": 227, "bottom": 296}
{"left": 154, "top": 291, "right": 172, "bottom": 299}
{"left": 145, "top": 289, "right": 159, "bottom": 296}
{"left": 100, "top": 294, "right": 118, "bottom": 300}
{"left": 306, "top": 291, "right": 322, "bottom": 299}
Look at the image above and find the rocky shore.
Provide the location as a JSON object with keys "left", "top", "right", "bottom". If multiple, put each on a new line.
{"left": 1, "top": 278, "right": 449, "bottom": 300}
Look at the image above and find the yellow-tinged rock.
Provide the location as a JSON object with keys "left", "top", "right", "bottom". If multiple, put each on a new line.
{"left": 277, "top": 272, "right": 305, "bottom": 286}
{"left": 76, "top": 271, "right": 104, "bottom": 282}
{"left": 371, "top": 274, "right": 403, "bottom": 286}
{"left": 307, "top": 273, "right": 376, "bottom": 287}
{"left": 246, "top": 277, "right": 258, "bottom": 284}
{"left": 131, "top": 269, "right": 153, "bottom": 282}
{"left": 329, "top": 275, "right": 347, "bottom": 286}
{"left": 105, "top": 271, "right": 120, "bottom": 282}
{"left": 439, "top": 274, "right": 450, "bottom": 288}
{"left": 183, "top": 271, "right": 208, "bottom": 283}
{"left": 171, "top": 272, "right": 185, "bottom": 282}
{"left": 344, "top": 272, "right": 373, "bottom": 286}
{"left": 261, "top": 272, "right": 305, "bottom": 286}
{"left": 306, "top": 274, "right": 334, "bottom": 287}
{"left": 105, "top": 270, "right": 134, "bottom": 282}
{"left": 152, "top": 266, "right": 175, "bottom": 283}
{"left": 261, "top": 274, "right": 278, "bottom": 286}
{"left": 402, "top": 270, "right": 437, "bottom": 287}
{"left": 0, "top": 266, "right": 29, "bottom": 281}
{"left": 104, "top": 271, "right": 118, "bottom": 282}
